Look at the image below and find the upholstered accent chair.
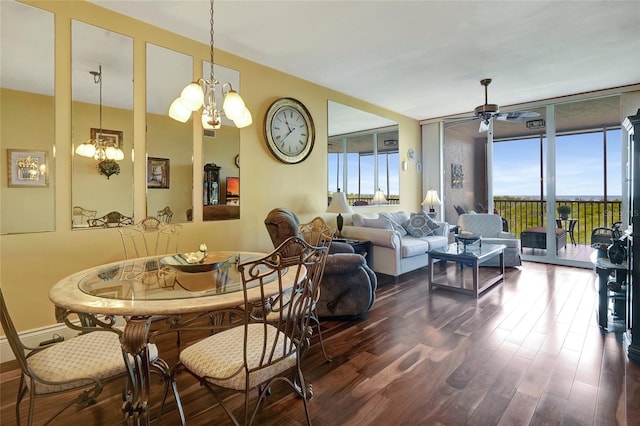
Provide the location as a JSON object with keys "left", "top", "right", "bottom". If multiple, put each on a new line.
{"left": 457, "top": 213, "right": 522, "bottom": 267}
{"left": 264, "top": 208, "right": 377, "bottom": 318}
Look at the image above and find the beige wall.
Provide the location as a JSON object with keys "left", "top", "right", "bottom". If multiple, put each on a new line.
{"left": 0, "top": 1, "right": 421, "bottom": 333}
{"left": 0, "top": 88, "right": 56, "bottom": 233}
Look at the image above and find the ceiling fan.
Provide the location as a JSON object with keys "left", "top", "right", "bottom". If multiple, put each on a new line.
{"left": 452, "top": 78, "right": 540, "bottom": 132}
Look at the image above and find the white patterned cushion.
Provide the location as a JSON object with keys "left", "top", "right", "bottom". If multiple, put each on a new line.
{"left": 28, "top": 331, "right": 127, "bottom": 394}
{"left": 404, "top": 211, "right": 439, "bottom": 238}
{"left": 179, "top": 323, "right": 296, "bottom": 391}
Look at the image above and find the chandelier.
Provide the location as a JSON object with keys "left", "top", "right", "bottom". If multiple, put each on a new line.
{"left": 169, "top": 0, "right": 252, "bottom": 129}
{"left": 75, "top": 65, "right": 124, "bottom": 162}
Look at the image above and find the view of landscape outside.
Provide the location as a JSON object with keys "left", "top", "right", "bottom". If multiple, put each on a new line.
{"left": 493, "top": 128, "right": 623, "bottom": 245}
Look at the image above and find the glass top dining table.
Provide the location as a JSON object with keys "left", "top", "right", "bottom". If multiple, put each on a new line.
{"left": 49, "top": 251, "right": 272, "bottom": 317}
{"left": 48, "top": 250, "right": 301, "bottom": 425}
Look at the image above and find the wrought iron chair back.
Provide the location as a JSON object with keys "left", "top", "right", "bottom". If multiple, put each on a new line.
{"left": 157, "top": 206, "right": 173, "bottom": 223}
{"left": 72, "top": 206, "right": 97, "bottom": 227}
{"left": 118, "top": 219, "right": 182, "bottom": 260}
{"left": 166, "top": 236, "right": 327, "bottom": 425}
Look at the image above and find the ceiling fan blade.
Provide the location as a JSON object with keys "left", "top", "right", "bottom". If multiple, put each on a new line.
{"left": 495, "top": 111, "right": 540, "bottom": 122}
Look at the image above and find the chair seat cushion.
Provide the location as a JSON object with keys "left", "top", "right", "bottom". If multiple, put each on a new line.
{"left": 28, "top": 331, "right": 128, "bottom": 394}
{"left": 179, "top": 323, "right": 296, "bottom": 391}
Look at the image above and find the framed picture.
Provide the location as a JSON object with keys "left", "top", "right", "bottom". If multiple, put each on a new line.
{"left": 7, "top": 149, "right": 49, "bottom": 187}
{"left": 451, "top": 163, "right": 464, "bottom": 189}
{"left": 147, "top": 157, "right": 170, "bottom": 188}
{"left": 91, "top": 128, "right": 123, "bottom": 148}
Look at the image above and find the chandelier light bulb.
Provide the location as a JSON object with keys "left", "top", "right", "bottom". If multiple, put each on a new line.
{"left": 169, "top": 97, "right": 192, "bottom": 122}
{"left": 233, "top": 107, "right": 253, "bottom": 128}
{"left": 180, "top": 82, "right": 205, "bottom": 111}
{"left": 222, "top": 90, "right": 245, "bottom": 121}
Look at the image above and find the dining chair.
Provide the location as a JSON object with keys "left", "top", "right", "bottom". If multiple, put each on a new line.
{"left": 156, "top": 206, "right": 173, "bottom": 223}
{"left": 165, "top": 236, "right": 327, "bottom": 425}
{"left": 88, "top": 211, "right": 134, "bottom": 228}
{"left": 295, "top": 216, "right": 335, "bottom": 361}
{"left": 118, "top": 218, "right": 182, "bottom": 260}
{"left": 1, "top": 287, "right": 129, "bottom": 425}
{"left": 72, "top": 206, "right": 97, "bottom": 228}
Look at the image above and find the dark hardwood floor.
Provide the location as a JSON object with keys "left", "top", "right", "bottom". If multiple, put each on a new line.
{"left": 2, "top": 261, "right": 639, "bottom": 425}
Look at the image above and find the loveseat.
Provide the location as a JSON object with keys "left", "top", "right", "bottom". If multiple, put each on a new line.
{"left": 341, "top": 211, "right": 450, "bottom": 277}
{"left": 264, "top": 208, "right": 377, "bottom": 318}
{"left": 457, "top": 213, "right": 522, "bottom": 267}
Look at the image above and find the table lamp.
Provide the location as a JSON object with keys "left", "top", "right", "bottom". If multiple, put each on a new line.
{"left": 326, "top": 189, "right": 353, "bottom": 237}
{"left": 371, "top": 189, "right": 388, "bottom": 205}
{"left": 422, "top": 189, "right": 441, "bottom": 219}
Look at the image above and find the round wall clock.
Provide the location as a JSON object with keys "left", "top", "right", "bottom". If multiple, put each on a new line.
{"left": 264, "top": 97, "right": 315, "bottom": 164}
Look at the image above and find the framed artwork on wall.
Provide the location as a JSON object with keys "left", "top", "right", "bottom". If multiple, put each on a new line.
{"left": 451, "top": 163, "right": 464, "bottom": 189}
{"left": 90, "top": 128, "right": 123, "bottom": 148}
{"left": 147, "top": 157, "right": 170, "bottom": 188}
{"left": 7, "top": 149, "right": 48, "bottom": 187}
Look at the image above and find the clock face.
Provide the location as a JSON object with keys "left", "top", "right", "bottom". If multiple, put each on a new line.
{"left": 265, "top": 98, "right": 315, "bottom": 164}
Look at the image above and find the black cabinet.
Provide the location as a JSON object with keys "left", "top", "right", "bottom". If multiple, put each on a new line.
{"left": 624, "top": 108, "right": 640, "bottom": 364}
{"left": 203, "top": 163, "right": 220, "bottom": 206}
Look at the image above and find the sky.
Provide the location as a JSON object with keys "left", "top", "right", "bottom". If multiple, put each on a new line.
{"left": 493, "top": 128, "right": 623, "bottom": 198}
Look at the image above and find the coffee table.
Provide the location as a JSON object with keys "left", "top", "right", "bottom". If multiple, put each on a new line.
{"left": 428, "top": 243, "right": 506, "bottom": 297}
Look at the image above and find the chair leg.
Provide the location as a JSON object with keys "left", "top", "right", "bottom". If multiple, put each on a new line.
{"left": 311, "top": 311, "right": 331, "bottom": 362}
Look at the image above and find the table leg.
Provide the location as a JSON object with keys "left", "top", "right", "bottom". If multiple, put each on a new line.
{"left": 428, "top": 256, "right": 434, "bottom": 291}
{"left": 596, "top": 268, "right": 609, "bottom": 329}
{"left": 472, "top": 259, "right": 479, "bottom": 297}
{"left": 121, "top": 316, "right": 154, "bottom": 426}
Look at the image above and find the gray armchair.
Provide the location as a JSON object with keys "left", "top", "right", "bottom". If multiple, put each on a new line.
{"left": 264, "top": 208, "right": 377, "bottom": 318}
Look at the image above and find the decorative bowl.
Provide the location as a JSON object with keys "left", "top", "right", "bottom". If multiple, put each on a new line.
{"left": 160, "top": 253, "right": 231, "bottom": 273}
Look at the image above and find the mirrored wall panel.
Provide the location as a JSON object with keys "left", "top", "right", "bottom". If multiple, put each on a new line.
{"left": 200, "top": 61, "right": 240, "bottom": 221}
{"left": 72, "top": 20, "right": 133, "bottom": 228}
{"left": 146, "top": 43, "right": 194, "bottom": 223}
{"left": 328, "top": 101, "right": 399, "bottom": 206}
{"left": 0, "top": 2, "right": 55, "bottom": 234}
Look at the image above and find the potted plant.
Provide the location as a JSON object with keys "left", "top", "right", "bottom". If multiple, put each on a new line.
{"left": 557, "top": 205, "right": 571, "bottom": 220}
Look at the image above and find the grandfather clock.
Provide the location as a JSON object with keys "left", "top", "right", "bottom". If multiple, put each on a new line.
{"left": 203, "top": 163, "right": 220, "bottom": 206}
{"left": 624, "top": 108, "right": 640, "bottom": 364}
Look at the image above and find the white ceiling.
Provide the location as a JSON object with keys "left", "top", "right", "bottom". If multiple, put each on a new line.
{"left": 88, "top": 0, "right": 640, "bottom": 121}
{"left": 2, "top": 1, "right": 639, "bottom": 129}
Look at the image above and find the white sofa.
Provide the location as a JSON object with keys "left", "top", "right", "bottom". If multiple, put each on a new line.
{"left": 341, "top": 211, "right": 450, "bottom": 277}
{"left": 457, "top": 213, "right": 522, "bottom": 267}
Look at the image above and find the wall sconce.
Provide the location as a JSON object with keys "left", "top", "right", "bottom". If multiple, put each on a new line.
{"left": 169, "top": 0, "right": 252, "bottom": 129}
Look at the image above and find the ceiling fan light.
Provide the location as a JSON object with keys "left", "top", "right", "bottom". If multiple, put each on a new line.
{"left": 180, "top": 82, "right": 205, "bottom": 111}
{"left": 169, "top": 97, "right": 192, "bottom": 122}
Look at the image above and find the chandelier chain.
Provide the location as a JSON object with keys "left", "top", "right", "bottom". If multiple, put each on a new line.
{"left": 209, "top": 0, "right": 215, "bottom": 82}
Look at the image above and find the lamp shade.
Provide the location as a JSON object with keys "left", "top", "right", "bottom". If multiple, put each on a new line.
{"left": 222, "top": 90, "right": 246, "bottom": 120}
{"left": 422, "top": 189, "right": 441, "bottom": 210}
{"left": 169, "top": 98, "right": 192, "bottom": 123}
{"left": 326, "top": 190, "right": 353, "bottom": 214}
{"left": 180, "top": 82, "right": 205, "bottom": 111}
{"left": 371, "top": 189, "right": 387, "bottom": 205}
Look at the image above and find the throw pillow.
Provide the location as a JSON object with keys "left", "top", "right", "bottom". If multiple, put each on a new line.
{"left": 379, "top": 212, "right": 408, "bottom": 236}
{"left": 404, "top": 211, "right": 439, "bottom": 238}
